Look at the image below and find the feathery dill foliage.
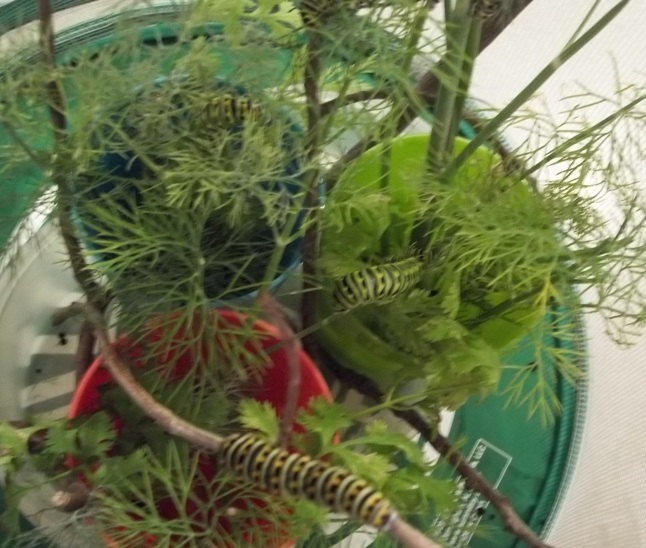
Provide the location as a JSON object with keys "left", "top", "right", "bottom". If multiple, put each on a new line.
{"left": 0, "top": 0, "right": 645, "bottom": 544}
{"left": 0, "top": 8, "right": 307, "bottom": 547}
{"left": 69, "top": 69, "right": 305, "bottom": 311}
{"left": 319, "top": 86, "right": 646, "bottom": 420}
{"left": 320, "top": 89, "right": 646, "bottom": 420}
{"left": 0, "top": 3, "right": 453, "bottom": 545}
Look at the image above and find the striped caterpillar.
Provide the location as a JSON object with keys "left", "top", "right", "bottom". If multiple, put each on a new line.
{"left": 331, "top": 257, "right": 423, "bottom": 312}
{"left": 200, "top": 93, "right": 267, "bottom": 127}
{"left": 217, "top": 433, "right": 397, "bottom": 530}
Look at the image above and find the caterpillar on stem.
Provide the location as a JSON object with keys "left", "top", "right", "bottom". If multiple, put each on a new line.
{"left": 217, "top": 433, "right": 397, "bottom": 530}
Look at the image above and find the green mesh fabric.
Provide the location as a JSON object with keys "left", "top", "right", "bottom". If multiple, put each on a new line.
{"left": 433, "top": 305, "right": 586, "bottom": 547}
{"left": 0, "top": 0, "right": 96, "bottom": 33}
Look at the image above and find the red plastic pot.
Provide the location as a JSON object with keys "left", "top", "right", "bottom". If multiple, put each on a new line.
{"left": 68, "top": 309, "right": 333, "bottom": 547}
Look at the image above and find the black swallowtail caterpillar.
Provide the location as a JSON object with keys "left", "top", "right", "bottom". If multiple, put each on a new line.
{"left": 331, "top": 257, "right": 423, "bottom": 312}
{"left": 217, "top": 433, "right": 397, "bottom": 530}
{"left": 200, "top": 93, "right": 267, "bottom": 127}
{"left": 473, "top": 0, "right": 503, "bottom": 19}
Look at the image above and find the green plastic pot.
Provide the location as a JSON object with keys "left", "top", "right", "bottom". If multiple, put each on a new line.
{"left": 316, "top": 134, "right": 544, "bottom": 389}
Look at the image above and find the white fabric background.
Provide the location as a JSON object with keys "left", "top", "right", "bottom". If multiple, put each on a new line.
{"left": 466, "top": 1, "right": 646, "bottom": 546}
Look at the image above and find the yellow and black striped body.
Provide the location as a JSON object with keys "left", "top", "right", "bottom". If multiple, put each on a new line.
{"left": 217, "top": 433, "right": 396, "bottom": 530}
{"left": 201, "top": 93, "right": 266, "bottom": 127}
{"left": 331, "top": 257, "right": 422, "bottom": 312}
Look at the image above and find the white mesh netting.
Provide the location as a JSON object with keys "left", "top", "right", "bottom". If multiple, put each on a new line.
{"left": 468, "top": 1, "right": 646, "bottom": 545}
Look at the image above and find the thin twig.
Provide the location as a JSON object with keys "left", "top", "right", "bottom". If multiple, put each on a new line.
{"left": 319, "top": 351, "right": 553, "bottom": 548}
{"left": 386, "top": 518, "right": 443, "bottom": 548}
{"left": 51, "top": 479, "right": 91, "bottom": 512}
{"left": 83, "top": 303, "right": 446, "bottom": 548}
{"left": 320, "top": 88, "right": 392, "bottom": 118}
{"left": 396, "top": 409, "right": 555, "bottom": 548}
{"left": 37, "top": 0, "right": 107, "bottom": 307}
{"left": 37, "top": 0, "right": 66, "bottom": 139}
{"left": 83, "top": 303, "right": 225, "bottom": 452}
{"left": 51, "top": 301, "right": 87, "bottom": 326}
{"left": 479, "top": 0, "right": 534, "bottom": 52}
{"left": 37, "top": 0, "right": 109, "bottom": 385}
{"left": 75, "top": 320, "right": 96, "bottom": 384}
{"left": 52, "top": 301, "right": 100, "bottom": 382}
{"left": 258, "top": 291, "right": 301, "bottom": 449}
{"left": 57, "top": 209, "right": 108, "bottom": 307}
{"left": 324, "top": 0, "right": 537, "bottom": 192}
{"left": 301, "top": 28, "right": 325, "bottom": 357}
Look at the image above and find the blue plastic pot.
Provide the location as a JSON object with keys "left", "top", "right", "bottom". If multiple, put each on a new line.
{"left": 74, "top": 76, "right": 305, "bottom": 302}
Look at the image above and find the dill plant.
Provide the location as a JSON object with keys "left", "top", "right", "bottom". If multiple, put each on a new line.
{"left": 0, "top": 3, "right": 458, "bottom": 546}
{"left": 0, "top": 1, "right": 645, "bottom": 547}
{"left": 315, "top": 0, "right": 646, "bottom": 422}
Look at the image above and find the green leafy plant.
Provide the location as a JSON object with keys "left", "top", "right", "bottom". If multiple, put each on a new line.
{"left": 0, "top": 1, "right": 645, "bottom": 548}
{"left": 314, "top": 0, "right": 646, "bottom": 423}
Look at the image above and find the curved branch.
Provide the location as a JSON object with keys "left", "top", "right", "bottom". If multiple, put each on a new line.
{"left": 38, "top": 0, "right": 108, "bottom": 309}
{"left": 51, "top": 479, "right": 91, "bottom": 512}
{"left": 319, "top": 351, "right": 553, "bottom": 548}
{"left": 387, "top": 518, "right": 443, "bottom": 548}
{"left": 396, "top": 409, "right": 555, "bottom": 548}
{"left": 83, "top": 304, "right": 225, "bottom": 452}
{"left": 84, "top": 303, "right": 443, "bottom": 548}
{"left": 320, "top": 88, "right": 392, "bottom": 118}
{"left": 258, "top": 291, "right": 301, "bottom": 449}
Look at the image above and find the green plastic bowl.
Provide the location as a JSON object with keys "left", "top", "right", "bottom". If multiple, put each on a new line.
{"left": 321, "top": 134, "right": 543, "bottom": 354}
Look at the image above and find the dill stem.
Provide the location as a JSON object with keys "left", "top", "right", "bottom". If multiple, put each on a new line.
{"left": 447, "top": 16, "right": 482, "bottom": 146}
{"left": 300, "top": 29, "right": 325, "bottom": 352}
{"left": 323, "top": 0, "right": 536, "bottom": 194}
{"left": 465, "top": 285, "right": 545, "bottom": 329}
{"left": 426, "top": 0, "right": 473, "bottom": 175}
{"left": 377, "top": 0, "right": 433, "bottom": 256}
{"left": 259, "top": 199, "right": 304, "bottom": 290}
{"left": 444, "top": 0, "right": 630, "bottom": 180}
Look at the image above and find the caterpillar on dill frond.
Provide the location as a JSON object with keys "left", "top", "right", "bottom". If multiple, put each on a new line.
{"left": 217, "top": 432, "right": 397, "bottom": 530}
{"left": 331, "top": 256, "right": 423, "bottom": 313}
{"left": 199, "top": 92, "right": 268, "bottom": 128}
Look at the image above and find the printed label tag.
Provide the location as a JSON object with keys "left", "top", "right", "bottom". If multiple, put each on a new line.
{"left": 433, "top": 438, "right": 512, "bottom": 546}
